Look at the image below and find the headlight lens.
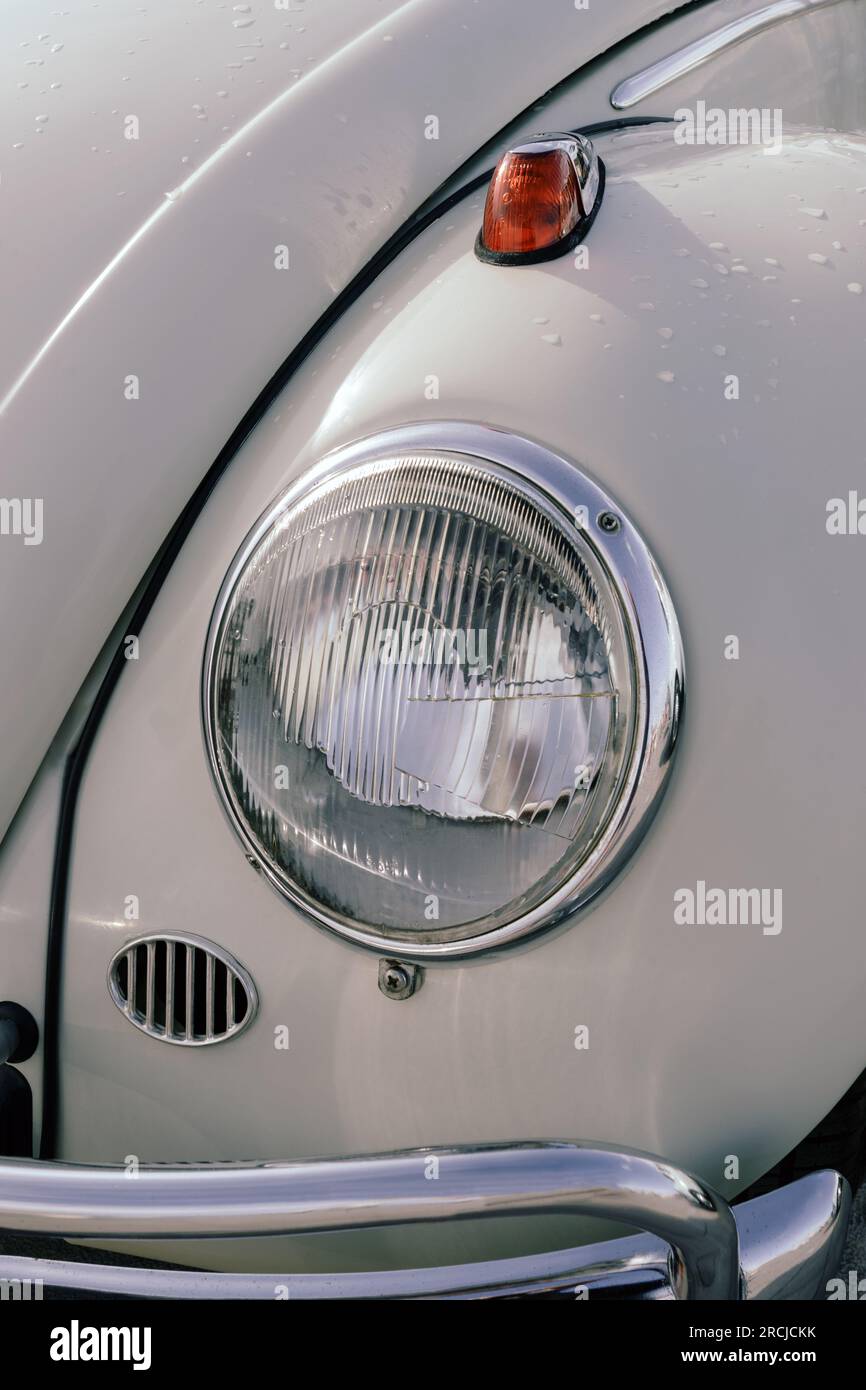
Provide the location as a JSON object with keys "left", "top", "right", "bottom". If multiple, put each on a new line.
{"left": 204, "top": 427, "right": 683, "bottom": 957}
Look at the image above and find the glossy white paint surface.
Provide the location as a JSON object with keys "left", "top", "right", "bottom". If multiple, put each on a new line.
{"left": 451, "top": 0, "right": 866, "bottom": 192}
{"left": 0, "top": 0, "right": 693, "bottom": 848}
{"left": 60, "top": 126, "right": 866, "bottom": 1271}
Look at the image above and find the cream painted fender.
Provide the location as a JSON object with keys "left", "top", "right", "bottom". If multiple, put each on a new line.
{"left": 0, "top": 0, "right": 696, "bottom": 848}
{"left": 2, "top": 0, "right": 864, "bottom": 845}
{"left": 57, "top": 126, "right": 866, "bottom": 1272}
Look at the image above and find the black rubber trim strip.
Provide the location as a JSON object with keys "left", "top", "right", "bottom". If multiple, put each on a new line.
{"left": 39, "top": 115, "right": 674, "bottom": 1159}
{"left": 474, "top": 158, "right": 606, "bottom": 266}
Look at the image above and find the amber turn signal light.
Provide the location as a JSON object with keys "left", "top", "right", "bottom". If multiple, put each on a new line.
{"left": 475, "top": 133, "right": 604, "bottom": 266}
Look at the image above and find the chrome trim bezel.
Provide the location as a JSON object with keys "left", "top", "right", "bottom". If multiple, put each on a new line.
{"left": 610, "top": 0, "right": 846, "bottom": 111}
{"left": 107, "top": 932, "right": 259, "bottom": 1046}
{"left": 507, "top": 132, "right": 600, "bottom": 219}
{"left": 202, "top": 423, "right": 684, "bottom": 960}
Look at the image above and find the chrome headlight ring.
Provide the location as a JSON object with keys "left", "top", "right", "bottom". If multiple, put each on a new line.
{"left": 202, "top": 423, "right": 684, "bottom": 960}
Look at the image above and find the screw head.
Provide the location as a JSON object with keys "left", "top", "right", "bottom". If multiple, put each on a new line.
{"left": 378, "top": 959, "right": 421, "bottom": 1001}
{"left": 384, "top": 965, "right": 409, "bottom": 992}
{"left": 597, "top": 511, "right": 621, "bottom": 534}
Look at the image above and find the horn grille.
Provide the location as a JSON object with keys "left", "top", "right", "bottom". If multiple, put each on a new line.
{"left": 108, "top": 935, "right": 257, "bottom": 1045}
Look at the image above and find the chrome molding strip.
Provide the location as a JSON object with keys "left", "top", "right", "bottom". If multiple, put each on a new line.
{"left": 0, "top": 1141, "right": 738, "bottom": 1299}
{"left": 610, "top": 0, "right": 847, "bottom": 110}
{"left": 0, "top": 1168, "right": 848, "bottom": 1301}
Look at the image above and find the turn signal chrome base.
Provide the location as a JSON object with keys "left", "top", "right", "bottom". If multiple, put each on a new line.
{"left": 475, "top": 132, "right": 605, "bottom": 266}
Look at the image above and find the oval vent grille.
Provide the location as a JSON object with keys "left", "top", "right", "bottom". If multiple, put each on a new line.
{"left": 108, "top": 935, "right": 258, "bottom": 1045}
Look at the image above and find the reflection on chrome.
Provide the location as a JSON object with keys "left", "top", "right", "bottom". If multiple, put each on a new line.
{"left": 203, "top": 424, "right": 684, "bottom": 957}
{"left": 0, "top": 1144, "right": 850, "bottom": 1300}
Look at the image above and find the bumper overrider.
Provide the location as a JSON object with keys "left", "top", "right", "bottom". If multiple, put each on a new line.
{"left": 0, "top": 1142, "right": 850, "bottom": 1299}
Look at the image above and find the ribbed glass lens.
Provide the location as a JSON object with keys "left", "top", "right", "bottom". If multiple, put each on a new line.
{"left": 208, "top": 454, "right": 636, "bottom": 945}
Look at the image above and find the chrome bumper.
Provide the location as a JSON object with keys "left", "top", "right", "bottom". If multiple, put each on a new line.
{"left": 0, "top": 1142, "right": 850, "bottom": 1300}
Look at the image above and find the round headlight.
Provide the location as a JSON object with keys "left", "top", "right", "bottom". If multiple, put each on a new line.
{"left": 203, "top": 425, "right": 683, "bottom": 958}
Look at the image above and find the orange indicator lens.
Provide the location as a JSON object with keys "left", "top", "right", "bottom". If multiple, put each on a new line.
{"left": 480, "top": 148, "right": 583, "bottom": 257}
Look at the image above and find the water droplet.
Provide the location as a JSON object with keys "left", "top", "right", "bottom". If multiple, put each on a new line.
{"left": 589, "top": 313, "right": 603, "bottom": 323}
{"left": 712, "top": 344, "right": 727, "bottom": 357}
{"left": 638, "top": 302, "right": 655, "bottom": 311}
{"left": 764, "top": 257, "right": 780, "bottom": 267}
{"left": 832, "top": 240, "right": 845, "bottom": 251}
{"left": 689, "top": 278, "right": 709, "bottom": 289}
{"left": 802, "top": 207, "right": 825, "bottom": 218}
{"left": 657, "top": 370, "right": 676, "bottom": 383}
{"left": 532, "top": 315, "right": 549, "bottom": 324}
{"left": 673, "top": 248, "right": 690, "bottom": 258}
{"left": 35, "top": 113, "right": 49, "bottom": 123}
{"left": 541, "top": 333, "right": 562, "bottom": 346}
{"left": 233, "top": 16, "right": 255, "bottom": 27}
{"left": 709, "top": 242, "right": 728, "bottom": 252}
{"left": 50, "top": 42, "right": 63, "bottom": 53}
{"left": 657, "top": 327, "right": 674, "bottom": 340}
{"left": 808, "top": 253, "right": 829, "bottom": 265}
{"left": 847, "top": 282, "right": 863, "bottom": 295}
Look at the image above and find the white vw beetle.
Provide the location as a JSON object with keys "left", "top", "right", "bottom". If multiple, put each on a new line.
{"left": 1, "top": 0, "right": 865, "bottom": 1301}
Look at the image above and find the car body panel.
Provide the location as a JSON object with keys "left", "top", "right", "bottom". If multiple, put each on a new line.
{"left": 54, "top": 125, "right": 866, "bottom": 1271}
{"left": 0, "top": 0, "right": 698, "bottom": 848}
{"left": 449, "top": 0, "right": 866, "bottom": 194}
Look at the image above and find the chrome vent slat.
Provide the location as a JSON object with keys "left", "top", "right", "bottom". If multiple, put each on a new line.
{"left": 145, "top": 941, "right": 156, "bottom": 1031}
{"left": 205, "top": 954, "right": 215, "bottom": 1040}
{"left": 126, "top": 947, "right": 137, "bottom": 1021}
{"left": 108, "top": 935, "right": 257, "bottom": 1046}
{"left": 185, "top": 943, "right": 194, "bottom": 1043}
{"left": 165, "top": 944, "right": 175, "bottom": 1038}
{"left": 226, "top": 967, "right": 235, "bottom": 1032}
